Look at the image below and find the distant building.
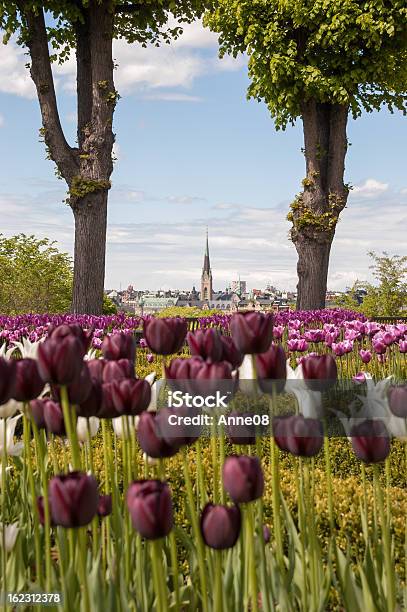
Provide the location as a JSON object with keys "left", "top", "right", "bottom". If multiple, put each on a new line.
{"left": 231, "top": 279, "right": 247, "bottom": 296}
{"left": 201, "top": 229, "right": 213, "bottom": 301}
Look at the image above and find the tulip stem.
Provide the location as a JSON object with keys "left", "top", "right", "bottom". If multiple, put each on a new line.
{"left": 181, "top": 449, "right": 208, "bottom": 612}
{"left": 60, "top": 386, "right": 81, "bottom": 470}
{"left": 78, "top": 528, "right": 91, "bottom": 612}
{"left": 169, "top": 532, "right": 180, "bottom": 612}
{"left": 373, "top": 465, "right": 396, "bottom": 611}
{"left": 196, "top": 438, "right": 206, "bottom": 504}
{"left": 150, "top": 539, "right": 167, "bottom": 612}
{"left": 211, "top": 419, "right": 219, "bottom": 504}
{"left": 323, "top": 432, "right": 335, "bottom": 535}
{"left": 214, "top": 550, "right": 223, "bottom": 612}
{"left": 245, "top": 504, "right": 259, "bottom": 612}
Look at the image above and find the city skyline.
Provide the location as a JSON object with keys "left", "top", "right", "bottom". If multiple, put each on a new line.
{"left": 0, "top": 20, "right": 406, "bottom": 292}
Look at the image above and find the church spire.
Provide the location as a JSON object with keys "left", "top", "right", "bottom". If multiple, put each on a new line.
{"left": 201, "top": 227, "right": 213, "bottom": 301}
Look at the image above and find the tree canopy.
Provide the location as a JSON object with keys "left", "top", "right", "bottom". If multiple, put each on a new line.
{"left": 204, "top": 0, "right": 407, "bottom": 129}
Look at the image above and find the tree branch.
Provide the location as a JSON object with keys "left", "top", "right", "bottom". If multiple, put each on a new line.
{"left": 76, "top": 10, "right": 93, "bottom": 149}
{"left": 19, "top": 3, "right": 79, "bottom": 183}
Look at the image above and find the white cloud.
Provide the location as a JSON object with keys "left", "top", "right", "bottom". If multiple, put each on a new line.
{"left": 0, "top": 41, "right": 35, "bottom": 98}
{"left": 351, "top": 178, "right": 389, "bottom": 198}
{"left": 142, "top": 92, "right": 202, "bottom": 102}
{"left": 0, "top": 114, "right": 4, "bottom": 127}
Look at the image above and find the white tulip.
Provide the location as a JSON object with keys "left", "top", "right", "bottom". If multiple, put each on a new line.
{"left": 0, "top": 344, "right": 16, "bottom": 360}
{"left": 112, "top": 415, "right": 139, "bottom": 439}
{"left": 286, "top": 361, "right": 323, "bottom": 418}
{"left": 0, "top": 398, "right": 21, "bottom": 419}
{"left": 143, "top": 452, "right": 158, "bottom": 466}
{"left": 0, "top": 522, "right": 19, "bottom": 552}
{"left": 76, "top": 417, "right": 100, "bottom": 442}
{"left": 12, "top": 337, "right": 44, "bottom": 359}
{"left": 0, "top": 415, "right": 24, "bottom": 457}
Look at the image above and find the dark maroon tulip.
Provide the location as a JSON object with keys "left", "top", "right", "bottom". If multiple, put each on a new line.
{"left": 77, "top": 380, "right": 103, "bottom": 418}
{"left": 111, "top": 378, "right": 151, "bottom": 416}
{"left": 52, "top": 363, "right": 92, "bottom": 405}
{"left": 301, "top": 354, "right": 337, "bottom": 391}
{"left": 187, "top": 329, "right": 223, "bottom": 362}
{"left": 37, "top": 496, "right": 55, "bottom": 527}
{"left": 49, "top": 324, "right": 92, "bottom": 357}
{"left": 225, "top": 411, "right": 256, "bottom": 445}
{"left": 102, "top": 359, "right": 134, "bottom": 383}
{"left": 13, "top": 358, "right": 44, "bottom": 402}
{"left": 388, "top": 385, "right": 407, "bottom": 418}
{"left": 230, "top": 312, "right": 273, "bottom": 354}
{"left": 97, "top": 494, "right": 112, "bottom": 517}
{"left": 101, "top": 333, "right": 136, "bottom": 362}
{"left": 87, "top": 359, "right": 107, "bottom": 383}
{"left": 263, "top": 525, "right": 271, "bottom": 544}
{"left": 143, "top": 317, "right": 188, "bottom": 355}
{"left": 219, "top": 336, "right": 244, "bottom": 369}
{"left": 137, "top": 411, "right": 182, "bottom": 458}
{"left": 255, "top": 343, "right": 287, "bottom": 394}
{"left": 222, "top": 455, "right": 264, "bottom": 503}
{"left": 157, "top": 404, "right": 202, "bottom": 446}
{"left": 351, "top": 420, "right": 390, "bottom": 464}
{"left": 43, "top": 400, "right": 66, "bottom": 436}
{"left": 165, "top": 356, "right": 235, "bottom": 398}
{"left": 98, "top": 383, "right": 119, "bottom": 418}
{"left": 37, "top": 336, "right": 83, "bottom": 385}
{"left": 127, "top": 480, "right": 173, "bottom": 539}
{"left": 200, "top": 503, "right": 241, "bottom": 550}
{"left": 48, "top": 471, "right": 99, "bottom": 528}
{"left": 29, "top": 398, "right": 47, "bottom": 429}
{"left": 273, "top": 415, "right": 323, "bottom": 457}
{"left": 0, "top": 357, "right": 16, "bottom": 405}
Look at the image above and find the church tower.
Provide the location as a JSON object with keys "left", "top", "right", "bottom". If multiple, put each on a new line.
{"left": 201, "top": 228, "right": 213, "bottom": 301}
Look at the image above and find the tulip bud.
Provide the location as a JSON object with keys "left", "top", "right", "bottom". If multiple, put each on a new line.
{"left": 102, "top": 359, "right": 134, "bottom": 383}
{"left": 111, "top": 378, "right": 151, "bottom": 417}
{"left": 49, "top": 324, "right": 92, "bottom": 357}
{"left": 263, "top": 525, "right": 271, "bottom": 544}
{"left": 388, "top": 385, "right": 407, "bottom": 418}
{"left": 29, "top": 398, "right": 47, "bottom": 429}
{"left": 359, "top": 349, "right": 372, "bottom": 364}
{"left": 0, "top": 357, "right": 16, "bottom": 405}
{"left": 301, "top": 354, "right": 337, "bottom": 391}
{"left": 219, "top": 336, "right": 244, "bottom": 369}
{"left": 230, "top": 312, "right": 273, "bottom": 354}
{"left": 52, "top": 363, "right": 93, "bottom": 405}
{"left": 48, "top": 471, "right": 99, "bottom": 528}
{"left": 187, "top": 329, "right": 223, "bottom": 362}
{"left": 165, "top": 357, "right": 235, "bottom": 399}
{"left": 101, "top": 333, "right": 135, "bottom": 362}
{"left": 13, "top": 358, "right": 44, "bottom": 402}
{"left": 43, "top": 400, "right": 66, "bottom": 436}
{"left": 97, "top": 494, "right": 112, "bottom": 517}
{"left": 137, "top": 411, "right": 182, "bottom": 459}
{"left": 97, "top": 383, "right": 119, "bottom": 419}
{"left": 225, "top": 411, "right": 256, "bottom": 445}
{"left": 87, "top": 359, "right": 107, "bottom": 383}
{"left": 255, "top": 343, "right": 286, "bottom": 394}
{"left": 200, "top": 503, "right": 241, "bottom": 549}
{"left": 126, "top": 480, "right": 173, "bottom": 539}
{"left": 222, "top": 455, "right": 264, "bottom": 503}
{"left": 37, "top": 336, "right": 83, "bottom": 385}
{"left": 143, "top": 318, "right": 188, "bottom": 355}
{"left": 76, "top": 380, "right": 103, "bottom": 418}
{"left": 351, "top": 420, "right": 390, "bottom": 463}
{"left": 273, "top": 415, "right": 323, "bottom": 457}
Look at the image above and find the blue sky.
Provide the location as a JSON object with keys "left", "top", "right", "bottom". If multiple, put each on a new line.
{"left": 0, "top": 20, "right": 406, "bottom": 292}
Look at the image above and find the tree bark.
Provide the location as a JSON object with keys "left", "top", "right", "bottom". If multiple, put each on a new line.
{"left": 290, "top": 101, "right": 349, "bottom": 310}
{"left": 72, "top": 190, "right": 108, "bottom": 314}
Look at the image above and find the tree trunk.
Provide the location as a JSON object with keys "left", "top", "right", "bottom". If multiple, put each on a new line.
{"left": 290, "top": 101, "right": 349, "bottom": 310}
{"left": 71, "top": 190, "right": 108, "bottom": 314}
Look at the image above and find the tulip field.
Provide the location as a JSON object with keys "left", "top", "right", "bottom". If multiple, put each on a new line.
{"left": 0, "top": 310, "right": 406, "bottom": 611}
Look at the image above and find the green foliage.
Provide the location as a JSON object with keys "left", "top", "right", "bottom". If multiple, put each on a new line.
{"left": 204, "top": 0, "right": 407, "bottom": 129}
{"left": 0, "top": 234, "right": 72, "bottom": 314}
{"left": 157, "top": 306, "right": 222, "bottom": 318}
{"left": 102, "top": 293, "right": 118, "bottom": 315}
{"left": 337, "top": 251, "right": 407, "bottom": 316}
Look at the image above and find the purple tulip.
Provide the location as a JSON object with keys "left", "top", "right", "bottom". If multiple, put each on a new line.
{"left": 273, "top": 415, "right": 323, "bottom": 457}
{"left": 187, "top": 328, "right": 223, "bottom": 362}
{"left": 372, "top": 338, "right": 386, "bottom": 355}
{"left": 0, "top": 357, "right": 16, "bottom": 405}
{"left": 87, "top": 358, "right": 107, "bottom": 383}
{"left": 37, "top": 336, "right": 83, "bottom": 385}
{"left": 301, "top": 354, "right": 337, "bottom": 391}
{"left": 388, "top": 386, "right": 407, "bottom": 418}
{"left": 255, "top": 343, "right": 286, "bottom": 394}
{"left": 200, "top": 503, "right": 241, "bottom": 549}
{"left": 77, "top": 380, "right": 103, "bottom": 418}
{"left": 222, "top": 455, "right": 264, "bottom": 503}
{"left": 97, "top": 494, "right": 112, "bottom": 517}
{"left": 43, "top": 400, "right": 66, "bottom": 436}
{"left": 165, "top": 356, "right": 235, "bottom": 398}
{"left": 353, "top": 372, "right": 367, "bottom": 385}
{"left": 49, "top": 324, "right": 92, "bottom": 357}
{"left": 219, "top": 336, "right": 244, "bottom": 369}
{"left": 48, "top": 472, "right": 99, "bottom": 527}
{"left": 127, "top": 480, "right": 173, "bottom": 539}
{"left": 359, "top": 349, "right": 372, "bottom": 364}
{"left": 143, "top": 318, "right": 188, "bottom": 355}
{"left": 399, "top": 340, "right": 407, "bottom": 353}
{"left": 230, "top": 312, "right": 273, "bottom": 354}
{"left": 146, "top": 353, "right": 154, "bottom": 364}
{"left": 13, "top": 358, "right": 44, "bottom": 402}
{"left": 102, "top": 359, "right": 134, "bottom": 383}
{"left": 351, "top": 420, "right": 390, "bottom": 463}
{"left": 29, "top": 398, "right": 47, "bottom": 429}
{"left": 273, "top": 325, "right": 284, "bottom": 340}
{"left": 137, "top": 411, "right": 182, "bottom": 458}
{"left": 52, "top": 363, "right": 92, "bottom": 405}
{"left": 111, "top": 378, "right": 151, "bottom": 416}
{"left": 102, "top": 332, "right": 135, "bottom": 362}
{"left": 263, "top": 525, "right": 271, "bottom": 543}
